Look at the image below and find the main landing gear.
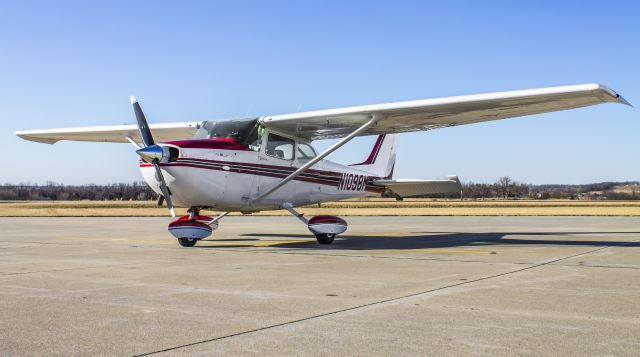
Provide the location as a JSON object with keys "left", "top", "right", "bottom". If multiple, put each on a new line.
{"left": 282, "top": 203, "right": 347, "bottom": 245}
{"left": 168, "top": 208, "right": 228, "bottom": 247}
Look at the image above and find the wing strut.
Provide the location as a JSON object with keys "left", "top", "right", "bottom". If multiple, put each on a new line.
{"left": 253, "top": 113, "right": 381, "bottom": 203}
{"left": 124, "top": 136, "right": 142, "bottom": 149}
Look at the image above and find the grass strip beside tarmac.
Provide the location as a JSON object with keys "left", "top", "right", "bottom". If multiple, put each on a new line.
{"left": 1, "top": 199, "right": 639, "bottom": 217}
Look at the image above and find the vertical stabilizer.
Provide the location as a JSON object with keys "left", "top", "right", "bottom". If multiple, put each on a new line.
{"left": 350, "top": 134, "right": 399, "bottom": 178}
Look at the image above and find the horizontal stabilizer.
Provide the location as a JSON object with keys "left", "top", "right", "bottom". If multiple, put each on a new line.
{"left": 373, "top": 175, "right": 462, "bottom": 198}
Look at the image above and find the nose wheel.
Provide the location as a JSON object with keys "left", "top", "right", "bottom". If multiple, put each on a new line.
{"left": 177, "top": 237, "right": 198, "bottom": 247}
{"left": 315, "top": 233, "right": 335, "bottom": 244}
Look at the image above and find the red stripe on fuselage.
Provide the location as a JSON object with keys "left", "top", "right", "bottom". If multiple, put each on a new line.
{"left": 351, "top": 134, "right": 385, "bottom": 166}
{"left": 180, "top": 157, "right": 344, "bottom": 178}
{"left": 139, "top": 158, "right": 384, "bottom": 193}
{"left": 162, "top": 138, "right": 250, "bottom": 150}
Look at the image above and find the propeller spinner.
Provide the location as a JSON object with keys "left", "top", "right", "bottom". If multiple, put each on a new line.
{"left": 131, "top": 96, "right": 176, "bottom": 217}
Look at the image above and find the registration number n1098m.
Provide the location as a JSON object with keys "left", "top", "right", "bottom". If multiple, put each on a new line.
{"left": 338, "top": 173, "right": 368, "bottom": 191}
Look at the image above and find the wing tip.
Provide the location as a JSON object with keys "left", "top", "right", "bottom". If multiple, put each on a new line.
{"left": 617, "top": 95, "right": 633, "bottom": 107}
{"left": 14, "top": 131, "right": 58, "bottom": 144}
{"left": 592, "top": 83, "right": 633, "bottom": 107}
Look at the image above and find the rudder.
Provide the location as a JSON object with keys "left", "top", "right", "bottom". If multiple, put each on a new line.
{"left": 350, "top": 134, "right": 399, "bottom": 178}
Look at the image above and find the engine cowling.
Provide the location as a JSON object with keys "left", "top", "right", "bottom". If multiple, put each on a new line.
{"left": 168, "top": 215, "right": 218, "bottom": 239}
{"left": 307, "top": 215, "right": 348, "bottom": 235}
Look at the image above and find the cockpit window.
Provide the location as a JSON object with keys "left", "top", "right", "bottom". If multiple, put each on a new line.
{"left": 266, "top": 133, "right": 294, "bottom": 160}
{"left": 194, "top": 118, "right": 262, "bottom": 151}
{"left": 297, "top": 142, "right": 317, "bottom": 161}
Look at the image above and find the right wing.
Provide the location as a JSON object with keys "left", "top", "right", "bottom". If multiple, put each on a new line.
{"left": 261, "top": 84, "right": 631, "bottom": 140}
{"left": 15, "top": 122, "right": 199, "bottom": 144}
{"left": 373, "top": 176, "right": 462, "bottom": 198}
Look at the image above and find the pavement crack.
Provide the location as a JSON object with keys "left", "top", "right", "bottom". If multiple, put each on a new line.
{"left": 134, "top": 244, "right": 615, "bottom": 356}
{"left": 0, "top": 263, "right": 139, "bottom": 276}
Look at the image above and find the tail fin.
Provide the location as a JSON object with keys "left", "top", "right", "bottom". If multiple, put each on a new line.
{"left": 350, "top": 134, "right": 399, "bottom": 178}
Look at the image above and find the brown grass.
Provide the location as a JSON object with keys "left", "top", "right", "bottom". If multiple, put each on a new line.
{"left": 612, "top": 185, "right": 640, "bottom": 194}
{"left": 1, "top": 199, "right": 639, "bottom": 217}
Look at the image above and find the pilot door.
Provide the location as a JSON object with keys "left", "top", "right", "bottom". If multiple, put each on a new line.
{"left": 253, "top": 131, "right": 298, "bottom": 206}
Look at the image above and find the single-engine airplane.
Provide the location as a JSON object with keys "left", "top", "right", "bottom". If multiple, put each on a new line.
{"left": 15, "top": 84, "right": 631, "bottom": 247}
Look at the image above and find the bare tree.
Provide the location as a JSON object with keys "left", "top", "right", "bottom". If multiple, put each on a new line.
{"left": 496, "top": 176, "right": 512, "bottom": 200}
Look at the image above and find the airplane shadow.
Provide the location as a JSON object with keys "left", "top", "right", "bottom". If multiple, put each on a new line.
{"left": 232, "top": 231, "right": 640, "bottom": 250}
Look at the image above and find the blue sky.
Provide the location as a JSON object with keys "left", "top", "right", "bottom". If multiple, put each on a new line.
{"left": 1, "top": 0, "right": 637, "bottom": 185}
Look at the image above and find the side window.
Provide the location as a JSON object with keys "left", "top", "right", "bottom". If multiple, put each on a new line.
{"left": 266, "top": 133, "right": 294, "bottom": 160}
{"left": 297, "top": 142, "right": 317, "bottom": 162}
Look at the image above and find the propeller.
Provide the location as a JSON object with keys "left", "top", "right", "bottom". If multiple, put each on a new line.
{"left": 131, "top": 96, "right": 175, "bottom": 217}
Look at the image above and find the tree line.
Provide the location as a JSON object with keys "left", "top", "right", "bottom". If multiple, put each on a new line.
{"left": 0, "top": 178, "right": 638, "bottom": 201}
{"left": 0, "top": 182, "right": 155, "bottom": 201}
{"left": 394, "top": 177, "right": 640, "bottom": 200}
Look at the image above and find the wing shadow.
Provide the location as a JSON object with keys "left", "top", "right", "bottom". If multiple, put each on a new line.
{"left": 238, "top": 231, "right": 640, "bottom": 250}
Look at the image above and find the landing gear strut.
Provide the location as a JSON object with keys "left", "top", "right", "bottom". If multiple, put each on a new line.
{"left": 282, "top": 203, "right": 346, "bottom": 245}
{"left": 168, "top": 209, "right": 228, "bottom": 247}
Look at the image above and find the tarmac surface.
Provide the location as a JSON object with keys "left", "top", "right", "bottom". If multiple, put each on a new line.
{"left": 1, "top": 216, "right": 639, "bottom": 356}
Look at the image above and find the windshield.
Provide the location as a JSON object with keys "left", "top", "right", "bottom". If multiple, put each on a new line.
{"left": 194, "top": 118, "right": 262, "bottom": 150}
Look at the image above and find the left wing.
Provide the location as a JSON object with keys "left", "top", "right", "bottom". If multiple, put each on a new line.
{"left": 373, "top": 176, "right": 462, "bottom": 198}
{"left": 261, "top": 84, "right": 630, "bottom": 140}
{"left": 15, "top": 122, "right": 199, "bottom": 144}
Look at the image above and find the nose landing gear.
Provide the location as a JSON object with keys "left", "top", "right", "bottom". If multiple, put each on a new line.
{"left": 177, "top": 237, "right": 198, "bottom": 247}
{"left": 168, "top": 208, "right": 228, "bottom": 247}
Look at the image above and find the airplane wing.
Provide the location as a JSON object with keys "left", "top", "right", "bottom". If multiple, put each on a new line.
{"left": 14, "top": 84, "right": 629, "bottom": 145}
{"left": 261, "top": 84, "right": 631, "bottom": 140}
{"left": 15, "top": 122, "right": 199, "bottom": 144}
{"left": 372, "top": 176, "right": 462, "bottom": 198}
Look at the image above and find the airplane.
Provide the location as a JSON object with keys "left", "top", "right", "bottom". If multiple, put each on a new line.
{"left": 15, "top": 83, "right": 631, "bottom": 247}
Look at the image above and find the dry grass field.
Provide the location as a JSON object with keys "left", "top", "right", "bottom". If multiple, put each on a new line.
{"left": 1, "top": 199, "right": 639, "bottom": 217}
{"left": 612, "top": 184, "right": 640, "bottom": 194}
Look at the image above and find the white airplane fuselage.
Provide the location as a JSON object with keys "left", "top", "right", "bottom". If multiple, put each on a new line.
{"left": 139, "top": 135, "right": 384, "bottom": 212}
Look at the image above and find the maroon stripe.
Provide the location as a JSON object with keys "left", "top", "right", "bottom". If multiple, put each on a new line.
{"left": 141, "top": 161, "right": 339, "bottom": 184}
{"left": 140, "top": 162, "right": 384, "bottom": 193}
{"left": 163, "top": 138, "right": 249, "bottom": 151}
{"left": 308, "top": 215, "right": 347, "bottom": 225}
{"left": 180, "top": 157, "right": 343, "bottom": 177}
{"left": 161, "top": 163, "right": 343, "bottom": 187}
{"left": 351, "top": 134, "right": 385, "bottom": 166}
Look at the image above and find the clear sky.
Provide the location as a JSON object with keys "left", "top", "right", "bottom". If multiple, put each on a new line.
{"left": 1, "top": 0, "right": 637, "bottom": 185}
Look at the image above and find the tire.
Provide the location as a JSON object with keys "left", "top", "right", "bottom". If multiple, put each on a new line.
{"left": 315, "top": 233, "right": 335, "bottom": 244}
{"left": 177, "top": 237, "right": 198, "bottom": 247}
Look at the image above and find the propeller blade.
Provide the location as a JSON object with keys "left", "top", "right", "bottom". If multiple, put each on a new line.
{"left": 156, "top": 194, "right": 165, "bottom": 207}
{"left": 130, "top": 96, "right": 154, "bottom": 147}
{"left": 152, "top": 160, "right": 175, "bottom": 217}
{"left": 130, "top": 96, "right": 173, "bottom": 217}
